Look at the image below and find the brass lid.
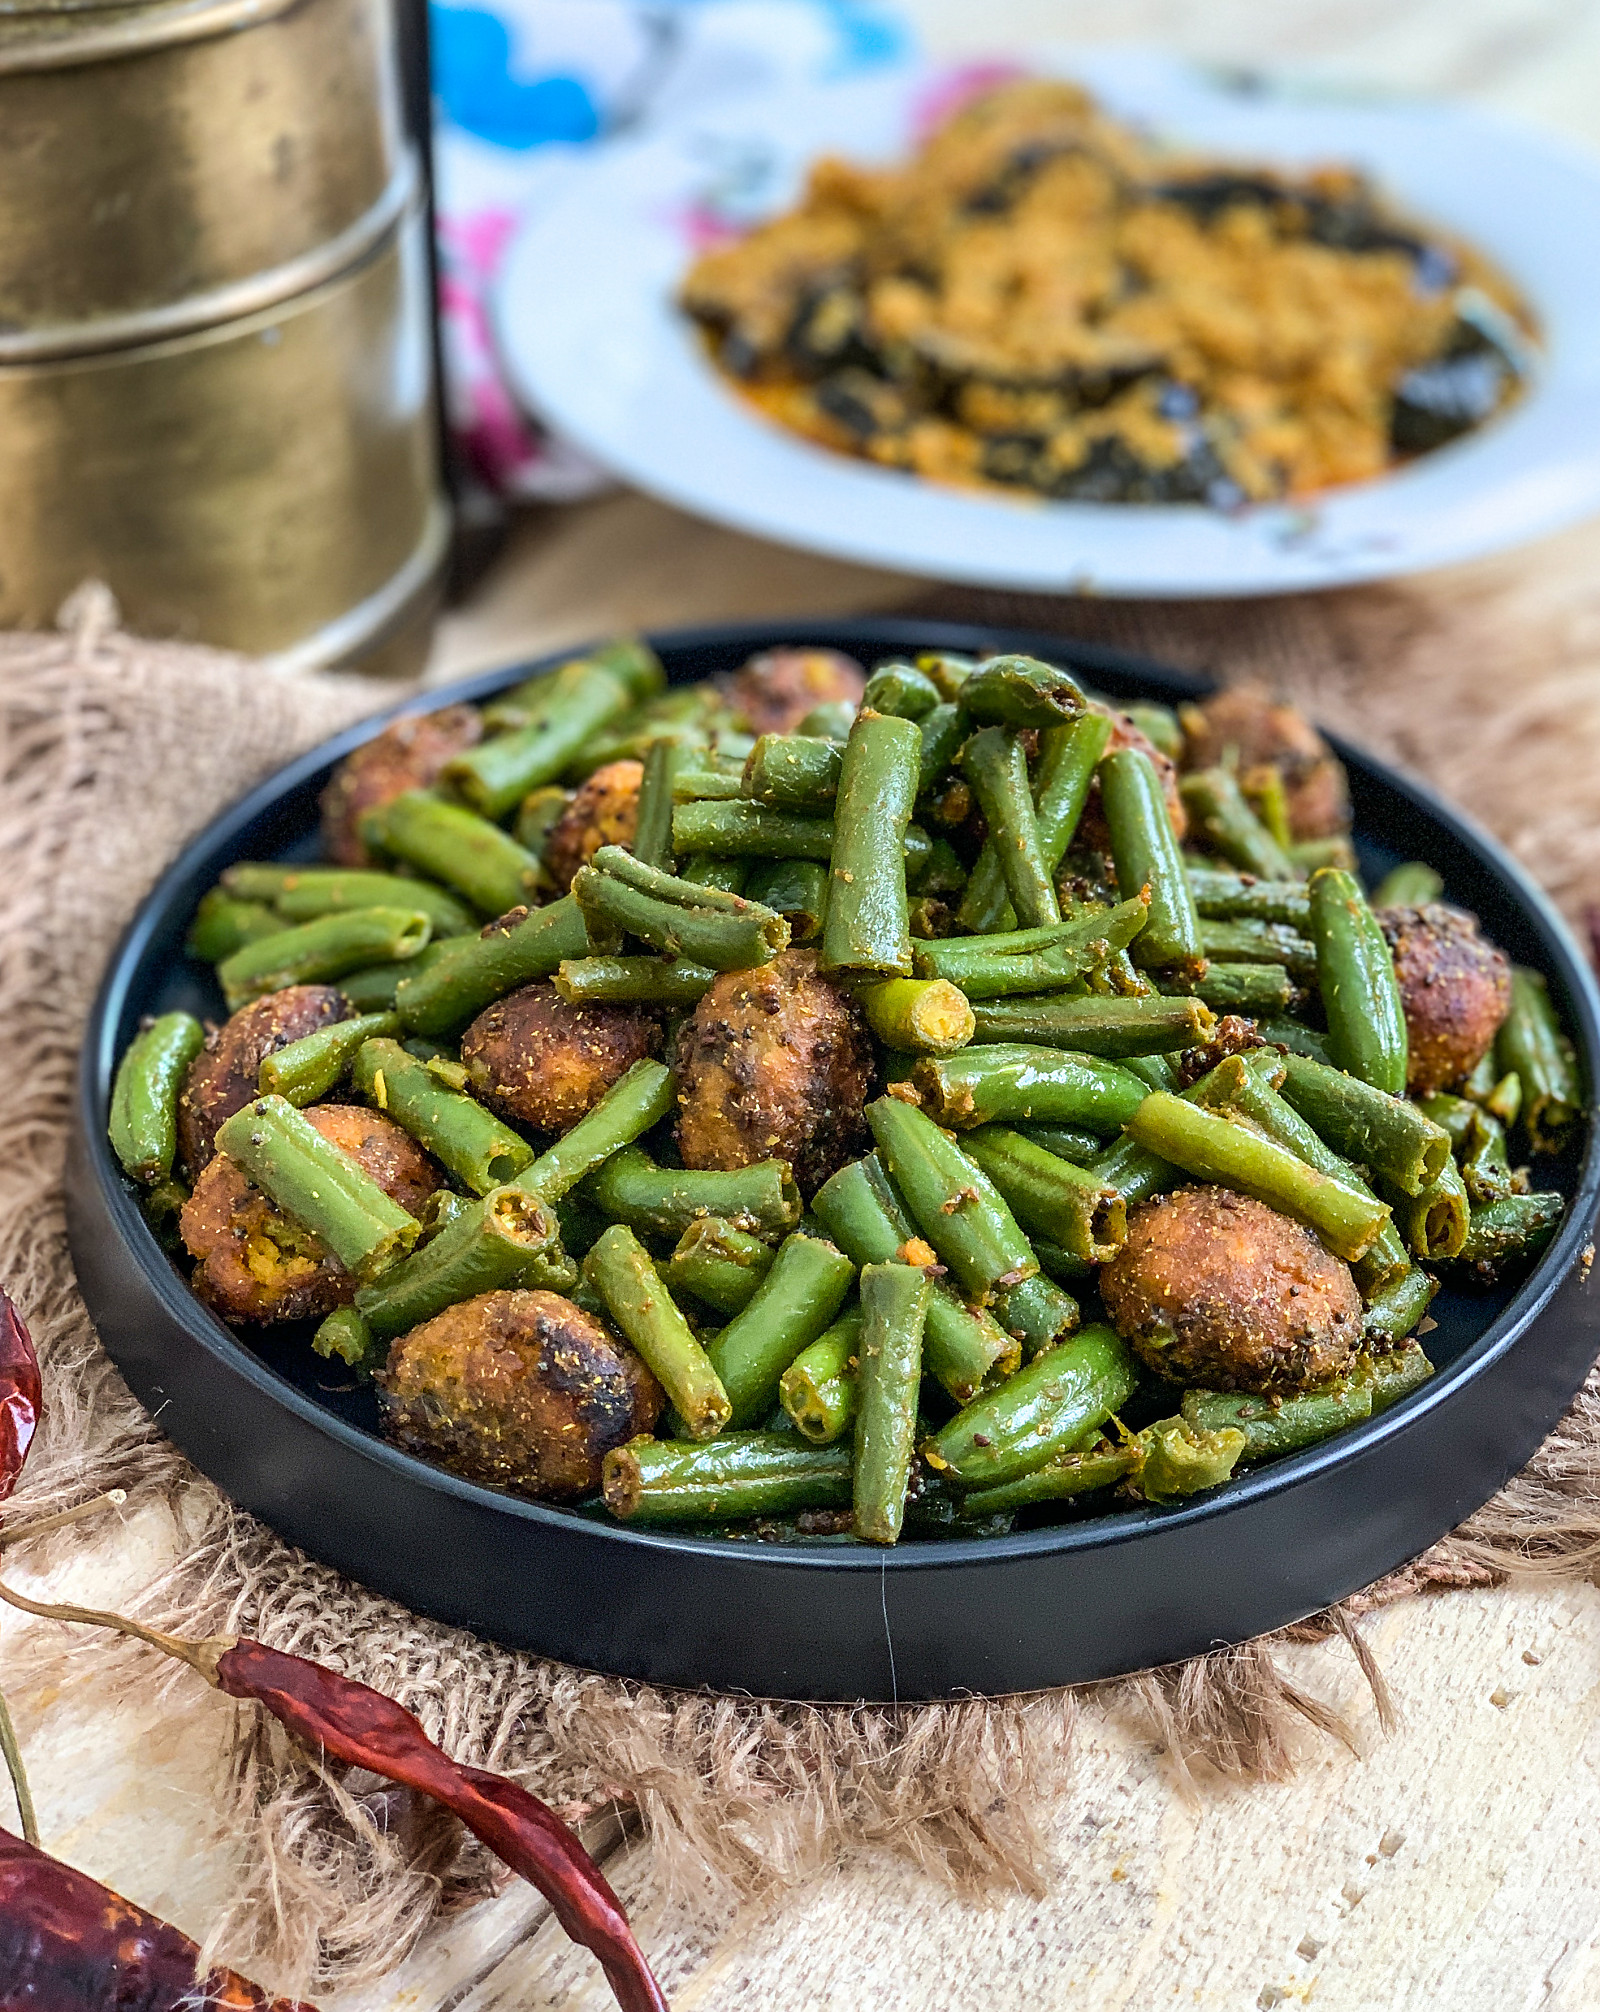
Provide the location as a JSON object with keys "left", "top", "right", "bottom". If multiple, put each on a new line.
{"left": 0, "top": 0, "right": 302, "bottom": 72}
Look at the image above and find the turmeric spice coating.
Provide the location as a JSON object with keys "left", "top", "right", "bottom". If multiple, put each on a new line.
{"left": 379, "top": 1288, "right": 662, "bottom": 1499}
{"left": 682, "top": 78, "right": 1530, "bottom": 507}
{"left": 1380, "top": 902, "right": 1512, "bottom": 1096}
{"left": 1182, "top": 684, "right": 1350, "bottom": 841}
{"left": 675, "top": 948, "right": 875, "bottom": 1193}
{"left": 1100, "top": 1186, "right": 1363, "bottom": 1394}
{"left": 462, "top": 982, "right": 661, "bottom": 1133}
{"left": 716, "top": 647, "right": 866, "bottom": 736}
{"left": 320, "top": 704, "right": 484, "bottom": 866}
{"left": 177, "top": 985, "right": 349, "bottom": 1178}
{"left": 540, "top": 759, "right": 643, "bottom": 895}
{"left": 180, "top": 1105, "right": 439, "bottom": 1323}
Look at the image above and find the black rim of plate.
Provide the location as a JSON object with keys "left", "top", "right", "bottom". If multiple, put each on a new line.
{"left": 70, "top": 617, "right": 1600, "bottom": 1700}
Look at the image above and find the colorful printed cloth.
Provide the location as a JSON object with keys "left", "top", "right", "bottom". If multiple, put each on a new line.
{"left": 431, "top": 0, "right": 910, "bottom": 498}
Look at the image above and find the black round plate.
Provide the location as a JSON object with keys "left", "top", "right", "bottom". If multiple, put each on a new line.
{"left": 67, "top": 619, "right": 1600, "bottom": 1701}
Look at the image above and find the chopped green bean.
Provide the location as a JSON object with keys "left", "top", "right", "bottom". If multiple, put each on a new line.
{"left": 186, "top": 889, "right": 281, "bottom": 963}
{"left": 866, "top": 1096, "right": 1038, "bottom": 1306}
{"left": 960, "top": 726, "right": 1061, "bottom": 929}
{"left": 822, "top": 711, "right": 922, "bottom": 980}
{"left": 1102, "top": 748, "right": 1204, "bottom": 975}
{"left": 515, "top": 1057, "right": 676, "bottom": 1202}
{"left": 1458, "top": 1191, "right": 1566, "bottom": 1268}
{"left": 1199, "top": 918, "right": 1317, "bottom": 977}
{"left": 1373, "top": 862, "right": 1445, "bottom": 908}
{"left": 225, "top": 864, "right": 475, "bottom": 938}
{"left": 960, "top": 654, "right": 1087, "bottom": 727}
{"left": 741, "top": 734, "right": 842, "bottom": 809}
{"left": 634, "top": 737, "right": 688, "bottom": 869}
{"left": 707, "top": 1232, "right": 856, "bottom": 1426}
{"left": 1180, "top": 767, "right": 1298, "bottom": 881}
{"left": 666, "top": 1215, "right": 777, "bottom": 1315}
{"left": 1185, "top": 869, "right": 1311, "bottom": 927}
{"left": 1181, "top": 1380, "right": 1373, "bottom": 1462}
{"left": 215, "top": 1095, "right": 420, "bottom": 1282}
{"left": 969, "top": 993, "right": 1213, "bottom": 1058}
{"left": 354, "top": 1183, "right": 569, "bottom": 1338}
{"left": 961, "top": 1126, "right": 1125, "bottom": 1263}
{"left": 778, "top": 1311, "right": 862, "bottom": 1444}
{"left": 259, "top": 1011, "right": 399, "bottom": 1105}
{"left": 862, "top": 663, "right": 942, "bottom": 720}
{"left": 1276, "top": 1052, "right": 1451, "bottom": 1196}
{"left": 365, "top": 792, "right": 538, "bottom": 919}
{"left": 583, "top": 1144, "right": 801, "bottom": 1243}
{"left": 809, "top": 1152, "right": 1015, "bottom": 1399}
{"left": 395, "top": 895, "right": 590, "bottom": 1037}
{"left": 852, "top": 1263, "right": 930, "bottom": 1543}
{"left": 924, "top": 1324, "right": 1138, "bottom": 1490}
{"left": 109, "top": 1011, "right": 205, "bottom": 1183}
{"left": 355, "top": 1037, "right": 533, "bottom": 1194}
{"left": 913, "top": 1044, "right": 1150, "bottom": 1133}
{"left": 217, "top": 907, "right": 432, "bottom": 1010}
{"left": 1496, "top": 967, "right": 1581, "bottom": 1153}
{"left": 743, "top": 857, "right": 829, "bottom": 943}
{"left": 444, "top": 660, "right": 633, "bottom": 819}
{"left": 1361, "top": 1267, "right": 1438, "bottom": 1350}
{"left": 858, "top": 978, "right": 975, "bottom": 1055}
{"left": 553, "top": 955, "right": 717, "bottom": 1006}
{"left": 1125, "top": 1092, "right": 1392, "bottom": 1262}
{"left": 585, "top": 1224, "right": 731, "bottom": 1439}
{"left": 573, "top": 848, "right": 788, "bottom": 971}
{"left": 994, "top": 1271, "right": 1080, "bottom": 1356}
{"left": 1308, "top": 868, "right": 1408, "bottom": 1096}
{"left": 602, "top": 1432, "right": 854, "bottom": 1524}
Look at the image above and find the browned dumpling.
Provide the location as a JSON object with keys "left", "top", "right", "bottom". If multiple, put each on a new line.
{"left": 675, "top": 948, "right": 874, "bottom": 1193}
{"left": 319, "top": 705, "right": 484, "bottom": 866}
{"left": 540, "top": 759, "right": 642, "bottom": 894}
{"left": 379, "top": 1288, "right": 663, "bottom": 1500}
{"left": 177, "top": 984, "right": 348, "bottom": 1178}
{"left": 717, "top": 647, "right": 865, "bottom": 735}
{"left": 1100, "top": 1186, "right": 1363, "bottom": 1395}
{"left": 179, "top": 1105, "right": 439, "bottom": 1325}
{"left": 461, "top": 982, "right": 660, "bottom": 1133}
{"left": 1181, "top": 683, "right": 1350, "bottom": 840}
{"left": 1380, "top": 902, "right": 1512, "bottom": 1096}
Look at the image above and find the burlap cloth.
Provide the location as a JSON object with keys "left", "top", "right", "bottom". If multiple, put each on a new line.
{"left": 6, "top": 574, "right": 1600, "bottom": 1998}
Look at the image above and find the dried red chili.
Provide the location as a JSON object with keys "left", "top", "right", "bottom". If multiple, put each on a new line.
{"left": 0, "top": 1286, "right": 663, "bottom": 2012}
{"left": 0, "top": 1291, "right": 41, "bottom": 1503}
{"left": 0, "top": 1824, "right": 319, "bottom": 2012}
{"left": 0, "top": 1577, "right": 667, "bottom": 2012}
{"left": 210, "top": 1642, "right": 669, "bottom": 2012}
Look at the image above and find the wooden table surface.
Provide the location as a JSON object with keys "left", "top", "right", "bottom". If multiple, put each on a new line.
{"left": 12, "top": 5, "right": 1600, "bottom": 2006}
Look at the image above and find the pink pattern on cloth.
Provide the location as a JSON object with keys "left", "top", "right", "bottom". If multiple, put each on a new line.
{"left": 438, "top": 207, "right": 552, "bottom": 493}
{"left": 910, "top": 60, "right": 1030, "bottom": 139}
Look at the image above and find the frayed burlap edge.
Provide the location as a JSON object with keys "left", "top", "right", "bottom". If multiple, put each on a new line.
{"left": 4, "top": 573, "right": 1600, "bottom": 1997}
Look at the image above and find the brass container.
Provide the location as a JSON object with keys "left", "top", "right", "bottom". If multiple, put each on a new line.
{"left": 0, "top": 207, "right": 447, "bottom": 670}
{"left": 0, "top": 0, "right": 409, "bottom": 356}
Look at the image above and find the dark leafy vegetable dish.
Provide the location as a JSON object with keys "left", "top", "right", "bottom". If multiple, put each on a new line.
{"left": 680, "top": 77, "right": 1533, "bottom": 507}
{"left": 110, "top": 637, "right": 1582, "bottom": 1545}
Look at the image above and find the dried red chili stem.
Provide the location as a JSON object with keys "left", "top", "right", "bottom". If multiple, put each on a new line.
{"left": 0, "top": 1824, "right": 319, "bottom": 2012}
{"left": 0, "top": 1685, "right": 37, "bottom": 1845}
{"left": 0, "top": 1290, "right": 42, "bottom": 1504}
{"left": 0, "top": 1575, "right": 668, "bottom": 2012}
{"left": 0, "top": 1488, "right": 128, "bottom": 1552}
{"left": 0, "top": 1575, "right": 230, "bottom": 1682}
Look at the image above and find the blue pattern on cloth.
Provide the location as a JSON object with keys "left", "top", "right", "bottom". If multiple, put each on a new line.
{"left": 431, "top": 0, "right": 911, "bottom": 498}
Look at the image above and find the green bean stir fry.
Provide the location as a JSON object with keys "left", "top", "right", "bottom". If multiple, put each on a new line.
{"left": 111, "top": 641, "right": 1585, "bottom": 1544}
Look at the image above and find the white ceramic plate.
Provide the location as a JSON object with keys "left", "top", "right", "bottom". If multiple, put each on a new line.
{"left": 495, "top": 49, "right": 1600, "bottom": 596}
